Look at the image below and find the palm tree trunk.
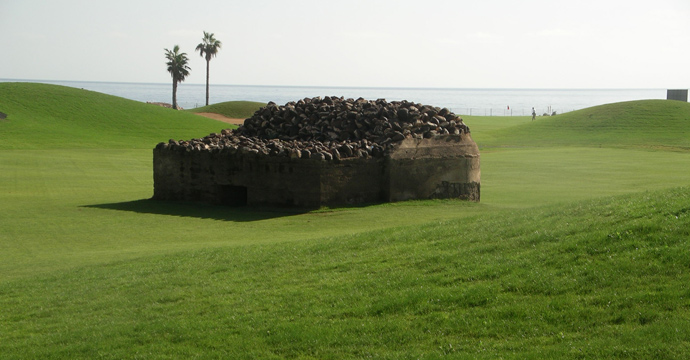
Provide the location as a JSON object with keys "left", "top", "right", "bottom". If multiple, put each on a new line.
{"left": 172, "top": 79, "right": 178, "bottom": 110}
{"left": 205, "top": 59, "right": 210, "bottom": 106}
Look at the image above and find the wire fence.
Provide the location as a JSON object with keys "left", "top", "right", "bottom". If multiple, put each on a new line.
{"left": 452, "top": 106, "right": 576, "bottom": 117}
{"left": 191, "top": 102, "right": 577, "bottom": 118}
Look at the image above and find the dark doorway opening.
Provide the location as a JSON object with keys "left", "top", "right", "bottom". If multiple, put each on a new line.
{"left": 219, "top": 185, "right": 248, "bottom": 206}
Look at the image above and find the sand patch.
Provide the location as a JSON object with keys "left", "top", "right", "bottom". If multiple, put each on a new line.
{"left": 195, "top": 112, "right": 245, "bottom": 125}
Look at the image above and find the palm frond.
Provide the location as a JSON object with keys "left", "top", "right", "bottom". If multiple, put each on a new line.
{"left": 164, "top": 45, "right": 191, "bottom": 82}
{"left": 196, "top": 31, "right": 222, "bottom": 60}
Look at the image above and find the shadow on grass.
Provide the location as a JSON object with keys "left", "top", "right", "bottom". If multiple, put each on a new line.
{"left": 83, "top": 199, "right": 310, "bottom": 222}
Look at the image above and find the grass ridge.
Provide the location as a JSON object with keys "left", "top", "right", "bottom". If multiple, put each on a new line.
{"left": 474, "top": 99, "right": 690, "bottom": 150}
{"left": 0, "top": 82, "right": 227, "bottom": 149}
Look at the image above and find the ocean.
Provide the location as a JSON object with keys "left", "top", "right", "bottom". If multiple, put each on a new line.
{"left": 0, "top": 79, "right": 668, "bottom": 117}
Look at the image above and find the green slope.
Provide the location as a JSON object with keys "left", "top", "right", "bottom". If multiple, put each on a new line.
{"left": 1, "top": 187, "right": 689, "bottom": 358}
{"left": 475, "top": 100, "right": 690, "bottom": 150}
{"left": 0, "top": 82, "right": 228, "bottom": 149}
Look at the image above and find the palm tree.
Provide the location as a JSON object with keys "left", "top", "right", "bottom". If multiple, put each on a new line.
{"left": 195, "top": 31, "right": 222, "bottom": 106}
{"left": 164, "top": 45, "right": 191, "bottom": 110}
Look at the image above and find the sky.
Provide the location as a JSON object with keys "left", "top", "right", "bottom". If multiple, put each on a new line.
{"left": 1, "top": 0, "right": 689, "bottom": 89}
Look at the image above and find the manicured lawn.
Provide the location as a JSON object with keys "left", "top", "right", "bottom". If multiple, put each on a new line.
{"left": 3, "top": 144, "right": 688, "bottom": 279}
{"left": 0, "top": 148, "right": 486, "bottom": 280}
{"left": 2, "top": 82, "right": 690, "bottom": 358}
{"left": 480, "top": 146, "right": 690, "bottom": 206}
{"left": 2, "top": 187, "right": 689, "bottom": 358}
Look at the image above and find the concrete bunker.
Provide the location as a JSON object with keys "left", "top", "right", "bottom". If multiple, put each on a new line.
{"left": 153, "top": 97, "right": 480, "bottom": 207}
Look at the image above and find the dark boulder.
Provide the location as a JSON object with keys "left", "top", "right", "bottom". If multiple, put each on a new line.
{"left": 162, "top": 97, "right": 469, "bottom": 161}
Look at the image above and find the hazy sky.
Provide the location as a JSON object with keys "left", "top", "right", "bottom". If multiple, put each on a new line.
{"left": 1, "top": 0, "right": 689, "bottom": 88}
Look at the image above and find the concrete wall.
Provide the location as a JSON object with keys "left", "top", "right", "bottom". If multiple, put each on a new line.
{"left": 386, "top": 134, "right": 480, "bottom": 202}
{"left": 153, "top": 133, "right": 480, "bottom": 207}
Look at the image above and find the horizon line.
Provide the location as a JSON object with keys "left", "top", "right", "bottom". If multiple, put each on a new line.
{"left": 0, "top": 78, "right": 675, "bottom": 92}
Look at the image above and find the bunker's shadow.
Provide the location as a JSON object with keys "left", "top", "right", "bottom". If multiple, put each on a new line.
{"left": 83, "top": 199, "right": 310, "bottom": 222}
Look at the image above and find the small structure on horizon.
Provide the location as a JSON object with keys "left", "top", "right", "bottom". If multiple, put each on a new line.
{"left": 667, "top": 89, "right": 688, "bottom": 102}
{"left": 153, "top": 97, "right": 480, "bottom": 208}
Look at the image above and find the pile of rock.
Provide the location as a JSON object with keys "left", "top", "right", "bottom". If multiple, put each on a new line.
{"left": 157, "top": 96, "right": 470, "bottom": 160}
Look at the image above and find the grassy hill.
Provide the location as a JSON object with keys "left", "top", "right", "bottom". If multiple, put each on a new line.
{"left": 0, "top": 82, "right": 227, "bottom": 149}
{"left": 1, "top": 82, "right": 690, "bottom": 358}
{"left": 470, "top": 99, "right": 690, "bottom": 150}
{"left": 188, "top": 100, "right": 266, "bottom": 119}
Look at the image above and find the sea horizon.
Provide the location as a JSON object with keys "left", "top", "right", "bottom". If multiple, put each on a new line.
{"left": 0, "top": 78, "right": 672, "bottom": 116}
{"left": 1, "top": 77, "right": 668, "bottom": 91}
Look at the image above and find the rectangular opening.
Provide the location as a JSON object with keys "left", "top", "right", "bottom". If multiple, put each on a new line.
{"left": 667, "top": 89, "right": 688, "bottom": 102}
{"left": 219, "top": 185, "right": 248, "bottom": 206}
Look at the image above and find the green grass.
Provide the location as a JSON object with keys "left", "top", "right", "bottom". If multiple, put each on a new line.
{"left": 480, "top": 146, "right": 690, "bottom": 206}
{"left": 2, "top": 188, "right": 689, "bottom": 358}
{"left": 467, "top": 100, "right": 690, "bottom": 150}
{"left": 2, "top": 82, "right": 690, "bottom": 358}
{"left": 0, "top": 147, "right": 487, "bottom": 279}
{"left": 188, "top": 100, "right": 266, "bottom": 119}
{"left": 0, "top": 82, "right": 227, "bottom": 149}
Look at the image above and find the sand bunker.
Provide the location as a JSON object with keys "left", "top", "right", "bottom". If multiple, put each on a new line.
{"left": 194, "top": 112, "right": 244, "bottom": 125}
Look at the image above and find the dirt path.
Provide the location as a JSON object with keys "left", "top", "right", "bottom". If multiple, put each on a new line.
{"left": 194, "top": 112, "right": 245, "bottom": 125}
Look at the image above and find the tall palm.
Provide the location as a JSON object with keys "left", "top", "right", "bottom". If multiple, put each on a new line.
{"left": 195, "top": 31, "right": 222, "bottom": 106}
{"left": 164, "top": 45, "right": 191, "bottom": 110}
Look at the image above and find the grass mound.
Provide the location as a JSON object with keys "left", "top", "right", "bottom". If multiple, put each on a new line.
{"left": 2, "top": 187, "right": 689, "bottom": 358}
{"left": 188, "top": 100, "right": 266, "bottom": 119}
{"left": 0, "top": 82, "right": 227, "bottom": 149}
{"left": 478, "top": 100, "right": 690, "bottom": 150}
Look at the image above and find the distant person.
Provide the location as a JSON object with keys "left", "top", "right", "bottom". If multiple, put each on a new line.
{"left": 531, "top": 107, "right": 536, "bottom": 121}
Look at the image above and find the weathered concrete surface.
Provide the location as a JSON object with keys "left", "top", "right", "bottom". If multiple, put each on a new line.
{"left": 153, "top": 96, "right": 480, "bottom": 207}
{"left": 153, "top": 132, "right": 479, "bottom": 207}
{"left": 387, "top": 133, "right": 480, "bottom": 202}
{"left": 153, "top": 147, "right": 387, "bottom": 207}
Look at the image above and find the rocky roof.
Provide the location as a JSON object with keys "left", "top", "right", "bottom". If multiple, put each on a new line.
{"left": 157, "top": 96, "right": 470, "bottom": 160}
